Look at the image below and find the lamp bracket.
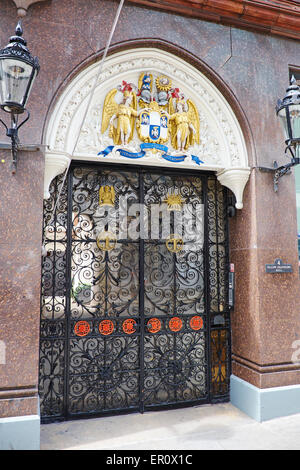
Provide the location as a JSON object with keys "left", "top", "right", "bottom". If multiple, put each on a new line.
{"left": 258, "top": 154, "right": 300, "bottom": 192}
{"left": 0, "top": 109, "right": 30, "bottom": 173}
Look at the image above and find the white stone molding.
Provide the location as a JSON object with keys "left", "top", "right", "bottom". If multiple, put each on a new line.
{"left": 44, "top": 152, "right": 70, "bottom": 199}
{"left": 217, "top": 168, "right": 251, "bottom": 209}
{"left": 12, "top": 0, "right": 49, "bottom": 17}
{"left": 44, "top": 48, "right": 250, "bottom": 207}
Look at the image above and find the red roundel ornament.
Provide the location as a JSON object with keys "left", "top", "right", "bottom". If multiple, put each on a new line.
{"left": 99, "top": 319, "right": 114, "bottom": 336}
{"left": 74, "top": 321, "right": 90, "bottom": 337}
{"left": 123, "top": 319, "right": 137, "bottom": 335}
{"left": 190, "top": 316, "right": 204, "bottom": 331}
{"left": 169, "top": 317, "right": 183, "bottom": 332}
{"left": 147, "top": 318, "right": 161, "bottom": 334}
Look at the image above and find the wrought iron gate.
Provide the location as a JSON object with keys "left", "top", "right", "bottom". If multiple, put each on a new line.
{"left": 39, "top": 163, "right": 230, "bottom": 422}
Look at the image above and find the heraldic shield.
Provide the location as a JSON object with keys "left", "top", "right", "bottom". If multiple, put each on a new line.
{"left": 137, "top": 101, "right": 169, "bottom": 145}
{"left": 99, "top": 74, "right": 201, "bottom": 159}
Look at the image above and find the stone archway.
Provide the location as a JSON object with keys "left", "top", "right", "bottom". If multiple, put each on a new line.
{"left": 43, "top": 47, "right": 250, "bottom": 208}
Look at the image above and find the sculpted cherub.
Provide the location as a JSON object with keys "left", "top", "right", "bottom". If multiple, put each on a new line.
{"left": 101, "top": 85, "right": 137, "bottom": 146}
{"left": 166, "top": 97, "right": 200, "bottom": 152}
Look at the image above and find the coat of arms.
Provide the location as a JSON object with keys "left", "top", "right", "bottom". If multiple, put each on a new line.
{"left": 99, "top": 73, "right": 202, "bottom": 165}
{"left": 136, "top": 100, "right": 169, "bottom": 145}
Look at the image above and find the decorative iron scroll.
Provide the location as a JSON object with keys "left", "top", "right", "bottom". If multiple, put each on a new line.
{"left": 39, "top": 164, "right": 230, "bottom": 421}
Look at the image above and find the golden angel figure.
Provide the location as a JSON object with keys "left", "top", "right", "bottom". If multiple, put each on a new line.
{"left": 167, "top": 98, "right": 200, "bottom": 151}
{"left": 101, "top": 90, "right": 137, "bottom": 146}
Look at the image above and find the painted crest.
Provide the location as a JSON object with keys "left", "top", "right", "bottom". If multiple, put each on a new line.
{"left": 136, "top": 101, "right": 169, "bottom": 145}
{"left": 99, "top": 319, "right": 114, "bottom": 336}
{"left": 74, "top": 321, "right": 90, "bottom": 337}
{"left": 169, "top": 317, "right": 183, "bottom": 332}
{"left": 147, "top": 318, "right": 162, "bottom": 334}
{"left": 122, "top": 319, "right": 137, "bottom": 335}
{"left": 190, "top": 316, "right": 204, "bottom": 331}
{"left": 99, "top": 72, "right": 202, "bottom": 163}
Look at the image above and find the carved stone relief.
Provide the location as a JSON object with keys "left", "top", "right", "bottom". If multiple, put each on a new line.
{"left": 44, "top": 48, "right": 250, "bottom": 208}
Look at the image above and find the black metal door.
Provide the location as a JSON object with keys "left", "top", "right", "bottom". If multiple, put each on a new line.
{"left": 39, "top": 163, "right": 230, "bottom": 422}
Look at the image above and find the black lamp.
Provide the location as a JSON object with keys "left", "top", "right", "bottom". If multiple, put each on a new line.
{"left": 273, "top": 76, "right": 300, "bottom": 190}
{"left": 0, "top": 21, "right": 39, "bottom": 173}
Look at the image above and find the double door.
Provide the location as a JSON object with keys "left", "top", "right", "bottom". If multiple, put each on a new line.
{"left": 39, "top": 164, "right": 230, "bottom": 421}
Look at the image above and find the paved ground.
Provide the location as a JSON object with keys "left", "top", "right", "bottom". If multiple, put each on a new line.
{"left": 40, "top": 403, "right": 300, "bottom": 450}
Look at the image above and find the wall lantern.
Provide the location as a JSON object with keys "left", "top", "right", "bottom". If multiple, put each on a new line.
{"left": 273, "top": 76, "right": 300, "bottom": 191}
{"left": 0, "top": 22, "right": 39, "bottom": 173}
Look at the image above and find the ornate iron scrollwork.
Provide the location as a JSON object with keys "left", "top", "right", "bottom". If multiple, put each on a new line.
{"left": 39, "top": 164, "right": 230, "bottom": 421}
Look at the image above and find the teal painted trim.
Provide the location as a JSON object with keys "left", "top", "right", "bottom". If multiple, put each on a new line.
{"left": 230, "top": 375, "right": 300, "bottom": 422}
{"left": 0, "top": 415, "right": 40, "bottom": 450}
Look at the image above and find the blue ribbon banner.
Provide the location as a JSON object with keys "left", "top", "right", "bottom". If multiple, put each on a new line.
{"left": 97, "top": 143, "right": 204, "bottom": 166}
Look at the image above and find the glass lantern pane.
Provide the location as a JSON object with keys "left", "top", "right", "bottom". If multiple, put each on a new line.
{"left": 0, "top": 58, "right": 33, "bottom": 109}
{"left": 278, "top": 107, "right": 290, "bottom": 141}
{"left": 289, "top": 104, "right": 300, "bottom": 140}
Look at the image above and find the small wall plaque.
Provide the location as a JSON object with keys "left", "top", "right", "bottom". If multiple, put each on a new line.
{"left": 265, "top": 258, "right": 293, "bottom": 273}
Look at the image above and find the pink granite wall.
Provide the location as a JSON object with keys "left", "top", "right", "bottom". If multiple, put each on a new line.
{"left": 0, "top": 0, "right": 300, "bottom": 419}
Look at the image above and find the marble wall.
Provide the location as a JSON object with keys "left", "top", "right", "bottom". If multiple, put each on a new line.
{"left": 0, "top": 149, "right": 44, "bottom": 417}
